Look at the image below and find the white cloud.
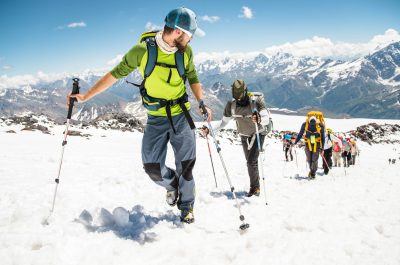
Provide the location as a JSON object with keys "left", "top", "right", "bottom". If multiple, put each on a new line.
{"left": 2, "top": 65, "right": 11, "bottom": 70}
{"left": 3, "top": 29, "right": 399, "bottom": 88}
{"left": 195, "top": 51, "right": 260, "bottom": 64}
{"left": 201, "top": 15, "right": 220, "bottom": 23}
{"left": 370, "top": 28, "right": 400, "bottom": 49}
{"left": 107, "top": 54, "right": 124, "bottom": 66}
{"left": 239, "top": 6, "right": 253, "bottom": 19}
{"left": 145, "top": 22, "right": 163, "bottom": 31}
{"left": 67, "top": 22, "right": 87, "bottom": 28}
{"left": 263, "top": 29, "right": 400, "bottom": 59}
{"left": 57, "top": 21, "right": 87, "bottom": 30}
{"left": 0, "top": 72, "right": 62, "bottom": 89}
{"left": 194, "top": 29, "right": 400, "bottom": 63}
{"left": 0, "top": 69, "right": 108, "bottom": 90}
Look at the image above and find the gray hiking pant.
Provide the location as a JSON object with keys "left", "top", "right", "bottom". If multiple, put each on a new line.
{"left": 142, "top": 113, "right": 196, "bottom": 211}
{"left": 305, "top": 144, "right": 321, "bottom": 175}
{"left": 241, "top": 134, "right": 266, "bottom": 189}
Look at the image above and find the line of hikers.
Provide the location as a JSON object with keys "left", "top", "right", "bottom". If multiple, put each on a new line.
{"left": 283, "top": 121, "right": 360, "bottom": 178}
{"left": 66, "top": 7, "right": 360, "bottom": 224}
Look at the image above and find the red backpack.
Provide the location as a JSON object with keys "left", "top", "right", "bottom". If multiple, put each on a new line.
{"left": 333, "top": 142, "right": 341, "bottom": 152}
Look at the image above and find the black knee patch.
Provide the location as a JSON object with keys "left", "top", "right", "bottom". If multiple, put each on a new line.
{"left": 143, "top": 163, "right": 162, "bottom": 182}
{"left": 181, "top": 159, "right": 196, "bottom": 181}
{"left": 170, "top": 171, "right": 179, "bottom": 189}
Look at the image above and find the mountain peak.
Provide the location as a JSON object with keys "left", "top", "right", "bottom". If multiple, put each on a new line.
{"left": 254, "top": 53, "right": 269, "bottom": 64}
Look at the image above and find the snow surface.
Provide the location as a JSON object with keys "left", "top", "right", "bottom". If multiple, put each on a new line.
{"left": 1, "top": 115, "right": 400, "bottom": 265}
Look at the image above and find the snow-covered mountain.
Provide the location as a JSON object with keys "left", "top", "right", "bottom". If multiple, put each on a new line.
{"left": 1, "top": 42, "right": 399, "bottom": 120}
{"left": 196, "top": 42, "right": 400, "bottom": 118}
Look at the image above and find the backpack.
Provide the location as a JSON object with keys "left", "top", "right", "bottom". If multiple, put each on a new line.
{"left": 304, "top": 111, "right": 325, "bottom": 152}
{"left": 231, "top": 92, "right": 273, "bottom": 133}
{"left": 333, "top": 142, "right": 341, "bottom": 152}
{"left": 128, "top": 31, "right": 194, "bottom": 133}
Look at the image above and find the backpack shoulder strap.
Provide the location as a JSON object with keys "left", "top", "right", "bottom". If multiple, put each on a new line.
{"left": 174, "top": 51, "right": 186, "bottom": 82}
{"left": 250, "top": 97, "right": 257, "bottom": 112}
{"left": 316, "top": 122, "right": 321, "bottom": 134}
{"left": 143, "top": 37, "right": 158, "bottom": 78}
{"left": 231, "top": 100, "right": 236, "bottom": 116}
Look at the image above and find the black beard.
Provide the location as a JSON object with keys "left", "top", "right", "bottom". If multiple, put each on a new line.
{"left": 174, "top": 36, "right": 187, "bottom": 53}
{"left": 236, "top": 95, "right": 250, "bottom": 106}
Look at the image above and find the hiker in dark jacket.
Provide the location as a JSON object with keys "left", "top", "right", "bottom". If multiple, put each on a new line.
{"left": 294, "top": 116, "right": 325, "bottom": 178}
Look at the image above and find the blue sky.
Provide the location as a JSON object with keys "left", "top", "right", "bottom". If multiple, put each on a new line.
{"left": 0, "top": 0, "right": 399, "bottom": 76}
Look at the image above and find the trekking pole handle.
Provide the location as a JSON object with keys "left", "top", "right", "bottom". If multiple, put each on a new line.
{"left": 67, "top": 78, "right": 80, "bottom": 119}
{"left": 199, "top": 100, "right": 208, "bottom": 119}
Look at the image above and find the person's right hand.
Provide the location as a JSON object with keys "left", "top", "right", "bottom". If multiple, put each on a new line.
{"left": 201, "top": 125, "right": 209, "bottom": 137}
{"left": 67, "top": 93, "right": 86, "bottom": 107}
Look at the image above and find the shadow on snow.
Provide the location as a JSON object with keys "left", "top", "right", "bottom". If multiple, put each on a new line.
{"left": 75, "top": 205, "right": 182, "bottom": 244}
{"left": 209, "top": 190, "right": 251, "bottom": 206}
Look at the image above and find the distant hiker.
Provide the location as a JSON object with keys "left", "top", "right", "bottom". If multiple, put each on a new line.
{"left": 283, "top": 133, "right": 294, "bottom": 161}
{"left": 322, "top": 128, "right": 341, "bottom": 174}
{"left": 389, "top": 158, "right": 392, "bottom": 164}
{"left": 350, "top": 139, "right": 359, "bottom": 165}
{"left": 332, "top": 137, "right": 343, "bottom": 167}
{"left": 342, "top": 138, "right": 352, "bottom": 167}
{"left": 294, "top": 112, "right": 325, "bottom": 179}
{"left": 202, "top": 80, "right": 272, "bottom": 197}
{"left": 67, "top": 7, "right": 211, "bottom": 224}
{"left": 392, "top": 159, "right": 396, "bottom": 164}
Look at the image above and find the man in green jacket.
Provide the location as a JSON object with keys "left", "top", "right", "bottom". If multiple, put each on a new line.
{"left": 68, "top": 7, "right": 211, "bottom": 224}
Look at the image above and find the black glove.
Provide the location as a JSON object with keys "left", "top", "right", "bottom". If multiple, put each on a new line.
{"left": 252, "top": 111, "right": 261, "bottom": 124}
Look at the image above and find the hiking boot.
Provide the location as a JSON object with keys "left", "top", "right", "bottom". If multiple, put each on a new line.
{"left": 246, "top": 186, "right": 260, "bottom": 197}
{"left": 308, "top": 171, "right": 316, "bottom": 179}
{"left": 180, "top": 209, "right": 194, "bottom": 224}
{"left": 166, "top": 189, "right": 178, "bottom": 207}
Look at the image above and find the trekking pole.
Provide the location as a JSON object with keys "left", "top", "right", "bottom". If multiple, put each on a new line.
{"left": 320, "top": 151, "right": 330, "bottom": 170}
{"left": 294, "top": 148, "right": 298, "bottom": 169}
{"left": 202, "top": 112, "right": 250, "bottom": 231}
{"left": 203, "top": 126, "right": 218, "bottom": 188}
{"left": 252, "top": 104, "right": 268, "bottom": 205}
{"left": 42, "top": 78, "right": 80, "bottom": 225}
